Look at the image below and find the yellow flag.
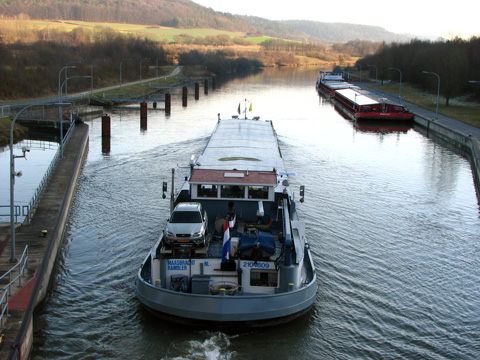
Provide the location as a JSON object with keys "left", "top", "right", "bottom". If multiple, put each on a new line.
{"left": 249, "top": 103, "right": 253, "bottom": 112}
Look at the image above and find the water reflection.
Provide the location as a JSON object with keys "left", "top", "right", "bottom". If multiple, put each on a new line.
{"left": 0, "top": 140, "right": 59, "bottom": 221}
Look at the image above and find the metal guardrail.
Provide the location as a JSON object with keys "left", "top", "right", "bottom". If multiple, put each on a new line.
{"left": 3, "top": 92, "right": 90, "bottom": 112}
{"left": 0, "top": 206, "right": 20, "bottom": 223}
{"left": 0, "top": 288, "right": 8, "bottom": 329}
{"left": 1, "top": 114, "right": 76, "bottom": 225}
{"left": 0, "top": 245, "right": 29, "bottom": 329}
{"left": 23, "top": 120, "right": 76, "bottom": 224}
{"left": 0, "top": 105, "right": 10, "bottom": 117}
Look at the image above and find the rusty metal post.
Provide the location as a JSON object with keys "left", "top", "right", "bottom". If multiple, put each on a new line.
{"left": 195, "top": 82, "right": 200, "bottom": 100}
{"left": 102, "top": 113, "right": 111, "bottom": 138}
{"left": 182, "top": 86, "right": 188, "bottom": 107}
{"left": 140, "top": 101, "right": 147, "bottom": 120}
{"left": 165, "top": 93, "right": 171, "bottom": 115}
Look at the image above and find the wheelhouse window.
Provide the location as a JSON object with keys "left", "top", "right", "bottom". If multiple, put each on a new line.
{"left": 248, "top": 186, "right": 269, "bottom": 199}
{"left": 197, "top": 184, "right": 218, "bottom": 198}
{"left": 221, "top": 185, "right": 245, "bottom": 198}
{"left": 250, "top": 270, "right": 278, "bottom": 287}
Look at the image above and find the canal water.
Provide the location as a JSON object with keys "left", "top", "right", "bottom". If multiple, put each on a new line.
{"left": 31, "top": 67, "right": 480, "bottom": 359}
{"left": 0, "top": 140, "right": 59, "bottom": 223}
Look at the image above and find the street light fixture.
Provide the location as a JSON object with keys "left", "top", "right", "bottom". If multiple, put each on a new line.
{"left": 58, "top": 65, "right": 76, "bottom": 158}
{"left": 388, "top": 67, "right": 403, "bottom": 104}
{"left": 120, "top": 58, "right": 132, "bottom": 88}
{"left": 422, "top": 71, "right": 441, "bottom": 120}
{"left": 367, "top": 64, "right": 378, "bottom": 93}
{"left": 65, "top": 60, "right": 81, "bottom": 96}
{"left": 58, "top": 74, "right": 91, "bottom": 158}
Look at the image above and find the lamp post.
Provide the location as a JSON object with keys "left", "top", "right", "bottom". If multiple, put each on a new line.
{"left": 91, "top": 59, "right": 105, "bottom": 95}
{"left": 58, "top": 74, "right": 91, "bottom": 158}
{"left": 9, "top": 106, "right": 33, "bottom": 262}
{"left": 367, "top": 64, "right": 378, "bottom": 92}
{"left": 58, "top": 65, "right": 76, "bottom": 158}
{"left": 388, "top": 67, "right": 403, "bottom": 104}
{"left": 422, "top": 71, "right": 440, "bottom": 120}
{"left": 156, "top": 57, "right": 162, "bottom": 79}
{"left": 65, "top": 60, "right": 81, "bottom": 96}
{"left": 140, "top": 57, "right": 150, "bottom": 83}
{"left": 120, "top": 58, "right": 132, "bottom": 88}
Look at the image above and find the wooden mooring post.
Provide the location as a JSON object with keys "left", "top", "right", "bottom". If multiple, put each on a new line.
{"left": 204, "top": 79, "right": 209, "bottom": 95}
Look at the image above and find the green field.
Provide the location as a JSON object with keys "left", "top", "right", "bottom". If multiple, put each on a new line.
{"left": 11, "top": 19, "right": 253, "bottom": 43}
{"left": 372, "top": 83, "right": 480, "bottom": 128}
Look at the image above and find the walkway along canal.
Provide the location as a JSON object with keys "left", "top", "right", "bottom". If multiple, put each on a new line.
{"left": 0, "top": 123, "right": 89, "bottom": 360}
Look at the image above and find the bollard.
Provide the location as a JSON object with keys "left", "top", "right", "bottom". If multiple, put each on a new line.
{"left": 182, "top": 86, "right": 188, "bottom": 107}
{"left": 101, "top": 113, "right": 111, "bottom": 138}
{"left": 204, "top": 79, "right": 209, "bottom": 95}
{"left": 212, "top": 76, "right": 216, "bottom": 90}
{"left": 102, "top": 136, "right": 111, "bottom": 154}
{"left": 165, "top": 93, "right": 171, "bottom": 115}
{"left": 195, "top": 82, "right": 199, "bottom": 100}
{"left": 140, "top": 101, "right": 147, "bottom": 121}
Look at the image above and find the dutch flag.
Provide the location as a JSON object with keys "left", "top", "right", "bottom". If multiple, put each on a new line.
{"left": 222, "top": 219, "right": 231, "bottom": 263}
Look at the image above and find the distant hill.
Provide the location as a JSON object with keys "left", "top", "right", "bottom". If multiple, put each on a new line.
{"left": 0, "top": 0, "right": 254, "bottom": 32}
{"left": 0, "top": 0, "right": 414, "bottom": 43}
{"left": 282, "top": 20, "right": 413, "bottom": 43}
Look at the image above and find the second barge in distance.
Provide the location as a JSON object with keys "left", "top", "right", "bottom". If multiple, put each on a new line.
{"left": 136, "top": 109, "right": 318, "bottom": 328}
{"left": 316, "top": 71, "right": 413, "bottom": 122}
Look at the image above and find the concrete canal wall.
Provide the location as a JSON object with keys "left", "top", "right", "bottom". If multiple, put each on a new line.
{"left": 413, "top": 114, "right": 480, "bottom": 201}
{"left": 1, "top": 123, "right": 89, "bottom": 360}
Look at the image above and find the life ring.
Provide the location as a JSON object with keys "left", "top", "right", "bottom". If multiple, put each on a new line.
{"left": 210, "top": 282, "right": 239, "bottom": 295}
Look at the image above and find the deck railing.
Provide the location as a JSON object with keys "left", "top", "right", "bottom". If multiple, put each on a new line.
{"left": 0, "top": 245, "right": 29, "bottom": 329}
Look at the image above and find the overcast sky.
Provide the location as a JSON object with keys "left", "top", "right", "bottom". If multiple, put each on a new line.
{"left": 192, "top": 0, "right": 479, "bottom": 39}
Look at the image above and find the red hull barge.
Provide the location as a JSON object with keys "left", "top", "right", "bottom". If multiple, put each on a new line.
{"left": 316, "top": 71, "right": 356, "bottom": 98}
{"left": 332, "top": 88, "right": 413, "bottom": 121}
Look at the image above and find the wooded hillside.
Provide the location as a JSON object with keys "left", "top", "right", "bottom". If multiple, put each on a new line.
{"left": 0, "top": 0, "right": 412, "bottom": 43}
{"left": 358, "top": 38, "right": 480, "bottom": 104}
{"left": 0, "top": 0, "right": 253, "bottom": 32}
